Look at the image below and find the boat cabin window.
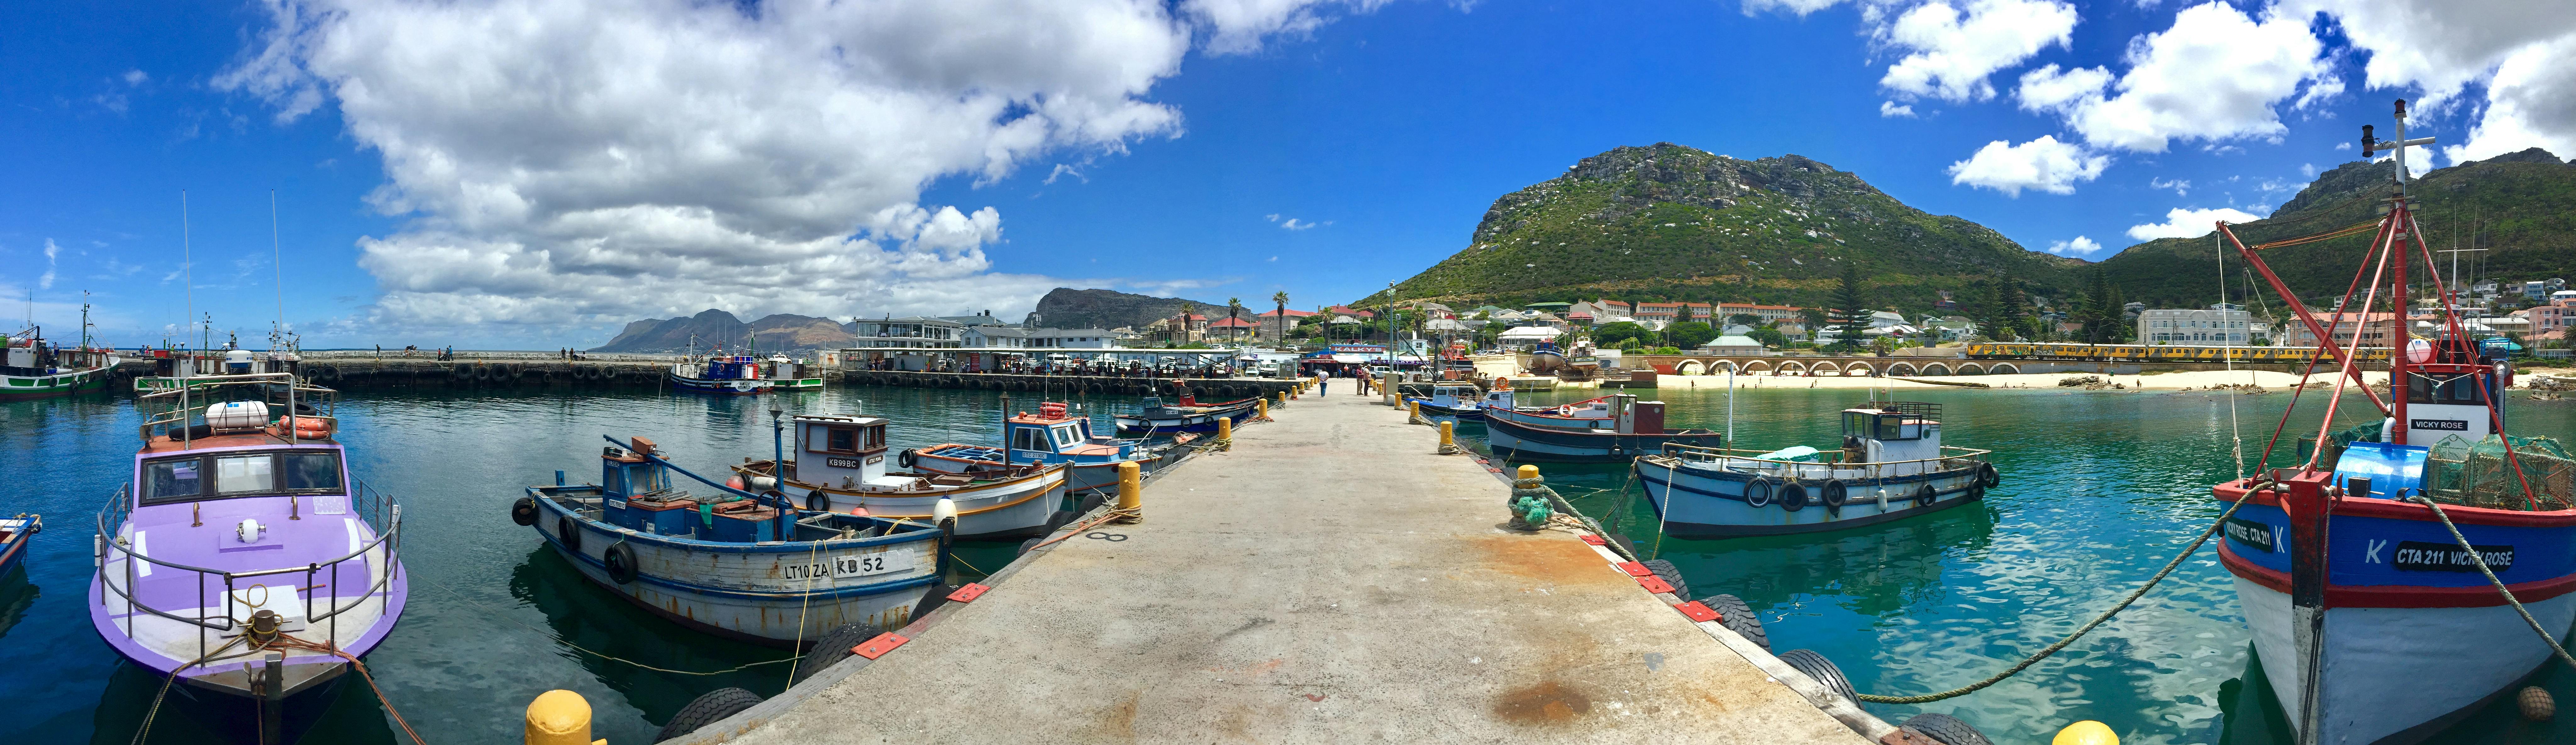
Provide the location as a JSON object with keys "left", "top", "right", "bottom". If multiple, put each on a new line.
{"left": 2407, "top": 373, "right": 2492, "bottom": 406}
{"left": 1012, "top": 426, "right": 1052, "bottom": 452}
{"left": 1053, "top": 425, "right": 1080, "bottom": 447}
{"left": 1843, "top": 411, "right": 1925, "bottom": 441}
{"left": 810, "top": 424, "right": 885, "bottom": 455}
{"left": 140, "top": 449, "right": 347, "bottom": 506}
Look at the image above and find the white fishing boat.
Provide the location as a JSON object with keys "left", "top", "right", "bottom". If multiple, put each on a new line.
{"left": 1633, "top": 401, "right": 1996, "bottom": 537}
{"left": 734, "top": 414, "right": 1069, "bottom": 540}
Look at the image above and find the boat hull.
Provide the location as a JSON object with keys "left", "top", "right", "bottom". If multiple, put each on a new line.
{"left": 2215, "top": 494, "right": 2576, "bottom": 744}
{"left": 1636, "top": 457, "right": 1985, "bottom": 538}
{"left": 1482, "top": 415, "right": 1724, "bottom": 463}
{"left": 667, "top": 372, "right": 770, "bottom": 395}
{"left": 913, "top": 449, "right": 1186, "bottom": 496}
{"left": 0, "top": 362, "right": 114, "bottom": 399}
{"left": 1409, "top": 400, "right": 1484, "bottom": 420}
{"left": 797, "top": 467, "right": 1069, "bottom": 540}
{"left": 529, "top": 493, "right": 938, "bottom": 646}
{"left": 1113, "top": 403, "right": 1256, "bottom": 435}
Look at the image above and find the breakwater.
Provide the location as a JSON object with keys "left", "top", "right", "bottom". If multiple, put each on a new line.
{"left": 827, "top": 368, "right": 1303, "bottom": 399}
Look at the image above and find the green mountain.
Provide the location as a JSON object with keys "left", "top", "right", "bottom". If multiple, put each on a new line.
{"left": 1383, "top": 143, "right": 2085, "bottom": 311}
{"left": 2099, "top": 148, "right": 2576, "bottom": 309}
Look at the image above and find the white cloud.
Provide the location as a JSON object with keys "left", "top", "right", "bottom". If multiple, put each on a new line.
{"left": 217, "top": 0, "right": 1376, "bottom": 338}
{"left": 1879, "top": 101, "right": 1917, "bottom": 118}
{"left": 1946, "top": 135, "right": 2107, "bottom": 196}
{"left": 1280, "top": 218, "right": 1317, "bottom": 230}
{"left": 2147, "top": 177, "right": 2188, "bottom": 196}
{"left": 2046, "top": 235, "right": 2103, "bottom": 256}
{"left": 1878, "top": 0, "right": 2078, "bottom": 103}
{"left": 122, "top": 69, "right": 148, "bottom": 85}
{"left": 2016, "top": 3, "right": 2332, "bottom": 153}
{"left": 1740, "top": 0, "right": 1854, "bottom": 16}
{"left": 40, "top": 239, "right": 60, "bottom": 290}
{"left": 2287, "top": 0, "right": 2576, "bottom": 111}
{"left": 2126, "top": 206, "right": 2265, "bottom": 241}
{"left": 2440, "top": 35, "right": 2576, "bottom": 164}
{"left": 1183, "top": 0, "right": 1394, "bottom": 55}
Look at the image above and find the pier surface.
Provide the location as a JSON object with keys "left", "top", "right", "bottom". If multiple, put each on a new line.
{"left": 709, "top": 389, "right": 1874, "bottom": 743}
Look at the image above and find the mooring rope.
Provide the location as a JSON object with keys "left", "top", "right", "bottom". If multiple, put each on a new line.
{"left": 417, "top": 575, "right": 794, "bottom": 676}
{"left": 1854, "top": 489, "right": 2252, "bottom": 704}
{"left": 2409, "top": 496, "right": 2576, "bottom": 674}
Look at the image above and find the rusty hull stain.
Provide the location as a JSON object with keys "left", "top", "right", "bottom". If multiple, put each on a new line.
{"left": 1493, "top": 680, "right": 1595, "bottom": 725}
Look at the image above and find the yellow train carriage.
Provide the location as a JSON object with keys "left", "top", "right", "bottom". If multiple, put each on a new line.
{"left": 1963, "top": 342, "right": 2391, "bottom": 363}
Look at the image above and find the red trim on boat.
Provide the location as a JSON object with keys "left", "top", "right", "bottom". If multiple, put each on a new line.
{"left": 2213, "top": 479, "right": 2576, "bottom": 528}
{"left": 2219, "top": 542, "right": 2576, "bottom": 608}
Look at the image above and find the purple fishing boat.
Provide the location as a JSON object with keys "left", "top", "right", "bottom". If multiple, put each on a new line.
{"left": 89, "top": 372, "right": 405, "bottom": 743}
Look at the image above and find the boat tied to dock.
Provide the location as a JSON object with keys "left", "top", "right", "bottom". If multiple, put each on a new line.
{"left": 90, "top": 372, "right": 405, "bottom": 743}
{"left": 1481, "top": 392, "right": 1725, "bottom": 463}
{"left": 3, "top": 304, "right": 120, "bottom": 399}
{"left": 517, "top": 434, "right": 944, "bottom": 645}
{"left": 908, "top": 399, "right": 1190, "bottom": 496}
{"left": 1111, "top": 391, "right": 1260, "bottom": 435}
{"left": 734, "top": 413, "right": 1070, "bottom": 540}
{"left": 1403, "top": 384, "right": 1485, "bottom": 420}
{"left": 1633, "top": 401, "right": 1997, "bottom": 538}
{"left": 668, "top": 354, "right": 774, "bottom": 395}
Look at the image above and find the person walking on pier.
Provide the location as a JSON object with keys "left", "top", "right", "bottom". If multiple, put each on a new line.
{"left": 1319, "top": 371, "right": 1328, "bottom": 396}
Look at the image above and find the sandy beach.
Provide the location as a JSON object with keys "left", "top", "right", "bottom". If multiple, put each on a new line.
{"left": 1644, "top": 369, "right": 2402, "bottom": 391}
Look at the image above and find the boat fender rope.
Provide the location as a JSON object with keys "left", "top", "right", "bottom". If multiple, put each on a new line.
{"left": 2410, "top": 496, "right": 2576, "bottom": 674}
{"left": 1507, "top": 477, "right": 1555, "bottom": 530}
{"left": 1853, "top": 483, "right": 2255, "bottom": 704}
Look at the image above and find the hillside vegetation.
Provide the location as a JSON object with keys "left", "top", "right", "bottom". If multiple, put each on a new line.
{"left": 1384, "top": 143, "right": 2085, "bottom": 310}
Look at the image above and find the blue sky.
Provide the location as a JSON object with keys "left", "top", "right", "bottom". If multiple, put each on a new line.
{"left": 3, "top": 0, "right": 2567, "bottom": 349}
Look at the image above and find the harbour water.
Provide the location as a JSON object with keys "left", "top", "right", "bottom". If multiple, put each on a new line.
{"left": 2, "top": 381, "right": 2570, "bottom": 743}
{"left": 1480, "top": 384, "right": 2576, "bottom": 745}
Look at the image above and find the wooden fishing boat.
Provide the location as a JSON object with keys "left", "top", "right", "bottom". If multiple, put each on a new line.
{"left": 1633, "top": 402, "right": 1997, "bottom": 538}
{"left": 2209, "top": 100, "right": 2576, "bottom": 745}
{"left": 0, "top": 513, "right": 36, "bottom": 578}
{"left": 1403, "top": 384, "right": 1485, "bottom": 420}
{"left": 89, "top": 373, "right": 403, "bottom": 744}
{"left": 908, "top": 400, "right": 1189, "bottom": 495}
{"left": 733, "top": 414, "right": 1069, "bottom": 540}
{"left": 1478, "top": 387, "right": 1617, "bottom": 429}
{"left": 761, "top": 355, "right": 825, "bottom": 390}
{"left": 1111, "top": 394, "right": 1258, "bottom": 435}
{"left": 1481, "top": 393, "right": 1725, "bottom": 463}
{"left": 515, "top": 435, "right": 943, "bottom": 645}
{"left": 668, "top": 354, "right": 773, "bottom": 395}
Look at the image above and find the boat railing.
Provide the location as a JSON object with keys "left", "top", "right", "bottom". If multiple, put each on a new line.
{"left": 1655, "top": 442, "right": 1993, "bottom": 476}
{"left": 132, "top": 372, "right": 340, "bottom": 446}
{"left": 93, "top": 479, "right": 402, "bottom": 667}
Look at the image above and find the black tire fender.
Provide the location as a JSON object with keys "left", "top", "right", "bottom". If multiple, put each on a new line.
{"left": 1019, "top": 536, "right": 1045, "bottom": 556}
{"left": 1077, "top": 493, "right": 1106, "bottom": 515}
{"left": 1778, "top": 648, "right": 1858, "bottom": 703}
{"left": 805, "top": 490, "right": 831, "bottom": 513}
{"left": 510, "top": 495, "right": 539, "bottom": 526}
{"left": 1902, "top": 713, "right": 1995, "bottom": 745}
{"left": 557, "top": 515, "right": 582, "bottom": 552}
{"left": 1778, "top": 481, "right": 1809, "bottom": 512}
{"left": 898, "top": 449, "right": 919, "bottom": 469}
{"left": 1744, "top": 476, "right": 1774, "bottom": 508}
{"left": 792, "top": 621, "right": 885, "bottom": 684}
{"left": 1915, "top": 482, "right": 1938, "bottom": 508}
{"left": 653, "top": 687, "right": 764, "bottom": 743}
{"left": 603, "top": 541, "right": 640, "bottom": 585}
{"left": 1977, "top": 462, "right": 1998, "bottom": 488}
{"left": 1819, "top": 480, "right": 1848, "bottom": 511}
{"left": 1701, "top": 593, "right": 1767, "bottom": 651}
{"left": 1640, "top": 559, "right": 1688, "bottom": 600}
{"left": 1967, "top": 483, "right": 1986, "bottom": 502}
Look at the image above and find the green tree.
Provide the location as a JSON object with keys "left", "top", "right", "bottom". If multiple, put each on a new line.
{"left": 1271, "top": 291, "right": 1289, "bottom": 341}
{"left": 1591, "top": 321, "right": 1652, "bottom": 347}
{"left": 1727, "top": 313, "right": 1762, "bottom": 328}
{"left": 1227, "top": 297, "right": 1245, "bottom": 345}
{"left": 1667, "top": 321, "right": 1719, "bottom": 349}
{"left": 1830, "top": 262, "right": 1870, "bottom": 349}
{"left": 1749, "top": 326, "right": 1787, "bottom": 348}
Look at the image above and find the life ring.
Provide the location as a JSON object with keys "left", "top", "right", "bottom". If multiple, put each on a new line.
{"left": 1778, "top": 482, "right": 1809, "bottom": 511}
{"left": 805, "top": 490, "right": 831, "bottom": 512}
{"left": 510, "top": 495, "right": 539, "bottom": 526}
{"left": 1743, "top": 477, "right": 1774, "bottom": 508}
{"left": 898, "top": 449, "right": 919, "bottom": 468}
{"left": 603, "top": 541, "right": 639, "bottom": 584}
{"left": 1820, "top": 480, "right": 1848, "bottom": 512}
{"left": 1977, "top": 462, "right": 1999, "bottom": 488}
{"left": 1915, "top": 483, "right": 1938, "bottom": 508}
{"left": 557, "top": 515, "right": 582, "bottom": 552}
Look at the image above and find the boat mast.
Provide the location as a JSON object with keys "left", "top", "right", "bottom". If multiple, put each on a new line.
{"left": 2365, "top": 99, "right": 2436, "bottom": 445}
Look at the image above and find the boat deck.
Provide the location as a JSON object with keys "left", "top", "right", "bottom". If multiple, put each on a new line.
{"left": 695, "top": 389, "right": 1877, "bottom": 743}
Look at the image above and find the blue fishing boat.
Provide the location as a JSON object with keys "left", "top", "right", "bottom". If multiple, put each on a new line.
{"left": 1632, "top": 402, "right": 1997, "bottom": 538}
{"left": 733, "top": 414, "right": 1070, "bottom": 540}
{"left": 514, "top": 434, "right": 945, "bottom": 644}
{"left": 1481, "top": 393, "right": 1725, "bottom": 463}
{"left": 2209, "top": 100, "right": 2576, "bottom": 745}
{"left": 667, "top": 354, "right": 773, "bottom": 395}
{"left": 1403, "top": 384, "right": 1485, "bottom": 420}
{"left": 1112, "top": 394, "right": 1258, "bottom": 435}
{"left": 0, "top": 513, "right": 35, "bottom": 578}
{"left": 1527, "top": 340, "right": 1566, "bottom": 375}
{"left": 90, "top": 372, "right": 405, "bottom": 744}
{"left": 908, "top": 400, "right": 1190, "bottom": 495}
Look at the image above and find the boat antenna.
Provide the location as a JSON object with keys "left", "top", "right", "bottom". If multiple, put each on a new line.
{"left": 270, "top": 190, "right": 285, "bottom": 353}
{"left": 181, "top": 190, "right": 193, "bottom": 356}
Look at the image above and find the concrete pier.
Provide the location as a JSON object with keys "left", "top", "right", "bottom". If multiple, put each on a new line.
{"left": 679, "top": 385, "right": 1892, "bottom": 743}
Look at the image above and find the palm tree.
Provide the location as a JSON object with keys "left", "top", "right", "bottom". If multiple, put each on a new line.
{"left": 1272, "top": 291, "right": 1290, "bottom": 343}
{"left": 1227, "top": 297, "right": 1245, "bottom": 346}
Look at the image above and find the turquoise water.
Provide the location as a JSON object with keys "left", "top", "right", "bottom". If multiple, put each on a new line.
{"left": 0, "top": 385, "right": 1087, "bottom": 744}
{"left": 1470, "top": 384, "right": 2576, "bottom": 745}
{"left": 5, "top": 382, "right": 2571, "bottom": 743}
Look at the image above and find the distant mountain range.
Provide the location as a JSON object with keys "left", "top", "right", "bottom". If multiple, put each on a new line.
{"left": 591, "top": 310, "right": 855, "bottom": 353}
{"left": 1027, "top": 287, "right": 1233, "bottom": 331}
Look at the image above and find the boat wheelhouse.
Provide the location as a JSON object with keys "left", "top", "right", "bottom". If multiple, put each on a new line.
{"left": 668, "top": 354, "right": 773, "bottom": 395}
{"left": 2207, "top": 100, "right": 2576, "bottom": 745}
{"left": 89, "top": 373, "right": 403, "bottom": 742}
{"left": 1405, "top": 384, "right": 1485, "bottom": 419}
{"left": 1111, "top": 394, "right": 1258, "bottom": 436}
{"left": 909, "top": 400, "right": 1189, "bottom": 495}
{"left": 1633, "top": 402, "right": 1997, "bottom": 538}
{"left": 3, "top": 322, "right": 119, "bottom": 399}
{"left": 1481, "top": 393, "right": 1726, "bottom": 463}
{"left": 516, "top": 435, "right": 942, "bottom": 644}
{"left": 735, "top": 414, "right": 1069, "bottom": 540}
{"left": 762, "top": 355, "right": 825, "bottom": 390}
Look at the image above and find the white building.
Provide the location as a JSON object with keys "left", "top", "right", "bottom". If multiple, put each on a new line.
{"left": 2137, "top": 304, "right": 2255, "bottom": 345}
{"left": 1701, "top": 335, "right": 1767, "bottom": 355}
{"left": 1030, "top": 328, "right": 1116, "bottom": 348}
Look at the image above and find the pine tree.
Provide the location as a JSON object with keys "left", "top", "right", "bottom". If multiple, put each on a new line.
{"left": 1831, "top": 262, "right": 1869, "bottom": 349}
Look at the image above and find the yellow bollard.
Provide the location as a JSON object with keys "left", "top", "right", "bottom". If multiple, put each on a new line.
{"left": 525, "top": 689, "right": 604, "bottom": 745}
{"left": 1278, "top": 391, "right": 1289, "bottom": 407}
{"left": 1439, "top": 420, "right": 1455, "bottom": 450}
{"left": 1257, "top": 398, "right": 1269, "bottom": 419}
{"left": 2052, "top": 721, "right": 2118, "bottom": 745}
{"left": 1217, "top": 415, "right": 1233, "bottom": 443}
{"left": 1114, "top": 461, "right": 1142, "bottom": 523}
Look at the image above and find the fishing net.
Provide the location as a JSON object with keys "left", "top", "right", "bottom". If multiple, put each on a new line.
{"left": 2425, "top": 434, "right": 2576, "bottom": 510}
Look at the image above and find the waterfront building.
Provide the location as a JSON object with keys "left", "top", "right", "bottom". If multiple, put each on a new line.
{"left": 1701, "top": 335, "right": 1766, "bottom": 355}
{"left": 2136, "top": 304, "right": 2256, "bottom": 345}
{"left": 1711, "top": 303, "right": 1803, "bottom": 324}
{"left": 2274, "top": 311, "right": 2399, "bottom": 349}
